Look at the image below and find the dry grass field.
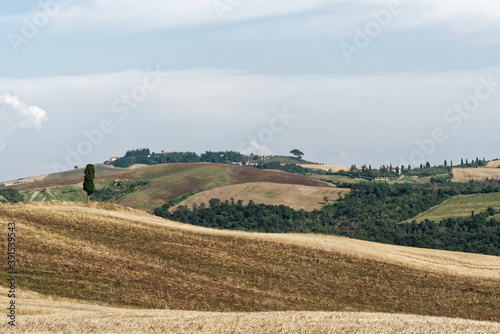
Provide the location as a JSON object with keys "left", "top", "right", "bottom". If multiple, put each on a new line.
{"left": 300, "top": 164, "right": 350, "bottom": 172}
{"left": 174, "top": 182, "right": 349, "bottom": 211}
{"left": 452, "top": 167, "right": 500, "bottom": 182}
{"left": 1, "top": 287, "right": 499, "bottom": 334}
{"left": 2, "top": 174, "right": 49, "bottom": 187}
{"left": 0, "top": 202, "right": 499, "bottom": 332}
{"left": 486, "top": 160, "right": 500, "bottom": 168}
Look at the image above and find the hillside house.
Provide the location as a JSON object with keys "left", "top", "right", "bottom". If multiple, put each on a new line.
{"left": 105, "top": 157, "right": 120, "bottom": 164}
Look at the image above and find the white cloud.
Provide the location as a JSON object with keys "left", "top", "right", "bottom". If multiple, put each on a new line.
{"left": 1, "top": 66, "right": 499, "bottom": 166}
{"left": 374, "top": 0, "right": 500, "bottom": 40}
{"left": 0, "top": 0, "right": 350, "bottom": 33}
{"left": 240, "top": 141, "right": 274, "bottom": 156}
{"left": 1, "top": 0, "right": 499, "bottom": 43}
{"left": 0, "top": 94, "right": 48, "bottom": 150}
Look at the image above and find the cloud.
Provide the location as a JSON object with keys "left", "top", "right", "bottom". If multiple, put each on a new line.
{"left": 240, "top": 141, "right": 274, "bottom": 156}
{"left": 0, "top": 0, "right": 342, "bottom": 32}
{"left": 1, "top": 0, "right": 500, "bottom": 45}
{"left": 391, "top": 0, "right": 499, "bottom": 36}
{"left": 0, "top": 94, "right": 48, "bottom": 150}
{"left": 0, "top": 66, "right": 499, "bottom": 172}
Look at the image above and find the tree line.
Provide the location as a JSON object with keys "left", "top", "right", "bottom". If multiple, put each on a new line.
{"left": 154, "top": 181, "right": 500, "bottom": 256}
{"left": 111, "top": 149, "right": 319, "bottom": 169}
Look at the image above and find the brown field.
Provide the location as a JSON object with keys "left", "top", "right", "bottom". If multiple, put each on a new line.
{"left": 300, "top": 164, "right": 350, "bottom": 172}
{"left": 0, "top": 202, "right": 499, "bottom": 325}
{"left": 8, "top": 163, "right": 327, "bottom": 212}
{"left": 174, "top": 182, "right": 349, "bottom": 211}
{"left": 1, "top": 287, "right": 499, "bottom": 334}
{"left": 452, "top": 167, "right": 500, "bottom": 182}
{"left": 486, "top": 160, "right": 500, "bottom": 168}
{"left": 2, "top": 174, "right": 49, "bottom": 186}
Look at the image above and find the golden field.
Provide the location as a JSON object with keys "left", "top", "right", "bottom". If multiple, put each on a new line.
{"left": 452, "top": 167, "right": 500, "bottom": 182}
{"left": 174, "top": 182, "right": 349, "bottom": 211}
{"left": 0, "top": 202, "right": 499, "bottom": 332}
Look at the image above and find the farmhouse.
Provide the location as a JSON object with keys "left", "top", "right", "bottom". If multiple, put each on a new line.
{"left": 104, "top": 157, "right": 121, "bottom": 164}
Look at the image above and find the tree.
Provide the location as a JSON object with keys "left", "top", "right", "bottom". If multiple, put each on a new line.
{"left": 83, "top": 164, "right": 95, "bottom": 202}
{"left": 290, "top": 149, "right": 304, "bottom": 160}
{"left": 323, "top": 196, "right": 330, "bottom": 204}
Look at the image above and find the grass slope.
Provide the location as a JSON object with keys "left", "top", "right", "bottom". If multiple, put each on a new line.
{"left": 452, "top": 167, "right": 500, "bottom": 182}
{"left": 0, "top": 203, "right": 499, "bottom": 322}
{"left": 1, "top": 287, "right": 499, "bottom": 334}
{"left": 43, "top": 164, "right": 126, "bottom": 180}
{"left": 407, "top": 193, "right": 500, "bottom": 223}
{"left": 174, "top": 182, "right": 349, "bottom": 211}
{"left": 10, "top": 163, "right": 328, "bottom": 212}
{"left": 486, "top": 161, "right": 500, "bottom": 168}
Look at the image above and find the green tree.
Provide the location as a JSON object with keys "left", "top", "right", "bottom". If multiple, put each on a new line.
{"left": 290, "top": 149, "right": 304, "bottom": 160}
{"left": 83, "top": 164, "right": 95, "bottom": 202}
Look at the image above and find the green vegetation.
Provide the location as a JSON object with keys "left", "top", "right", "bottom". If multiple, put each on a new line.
{"left": 405, "top": 166, "right": 452, "bottom": 178}
{"left": 156, "top": 181, "right": 500, "bottom": 256}
{"left": 125, "top": 148, "right": 150, "bottom": 157}
{"left": 290, "top": 149, "right": 304, "bottom": 160}
{"left": 0, "top": 187, "right": 23, "bottom": 203}
{"left": 83, "top": 164, "right": 95, "bottom": 202}
{"left": 91, "top": 180, "right": 150, "bottom": 202}
{"left": 111, "top": 150, "right": 243, "bottom": 168}
{"left": 111, "top": 149, "right": 321, "bottom": 168}
{"left": 255, "top": 162, "right": 310, "bottom": 174}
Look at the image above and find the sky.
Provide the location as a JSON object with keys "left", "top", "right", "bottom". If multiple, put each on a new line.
{"left": 0, "top": 0, "right": 500, "bottom": 182}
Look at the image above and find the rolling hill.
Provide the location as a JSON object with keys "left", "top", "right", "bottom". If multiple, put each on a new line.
{"left": 174, "top": 182, "right": 350, "bottom": 211}
{"left": 452, "top": 167, "right": 500, "bottom": 182}
{"left": 1, "top": 202, "right": 499, "bottom": 328}
{"left": 486, "top": 160, "right": 500, "bottom": 168}
{"left": 404, "top": 192, "right": 500, "bottom": 223}
{"left": 8, "top": 163, "right": 329, "bottom": 212}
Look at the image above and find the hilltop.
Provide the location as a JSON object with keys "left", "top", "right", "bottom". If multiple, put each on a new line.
{"left": 7, "top": 163, "right": 329, "bottom": 212}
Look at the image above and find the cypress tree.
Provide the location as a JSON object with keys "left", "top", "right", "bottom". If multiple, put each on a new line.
{"left": 83, "top": 164, "right": 95, "bottom": 202}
